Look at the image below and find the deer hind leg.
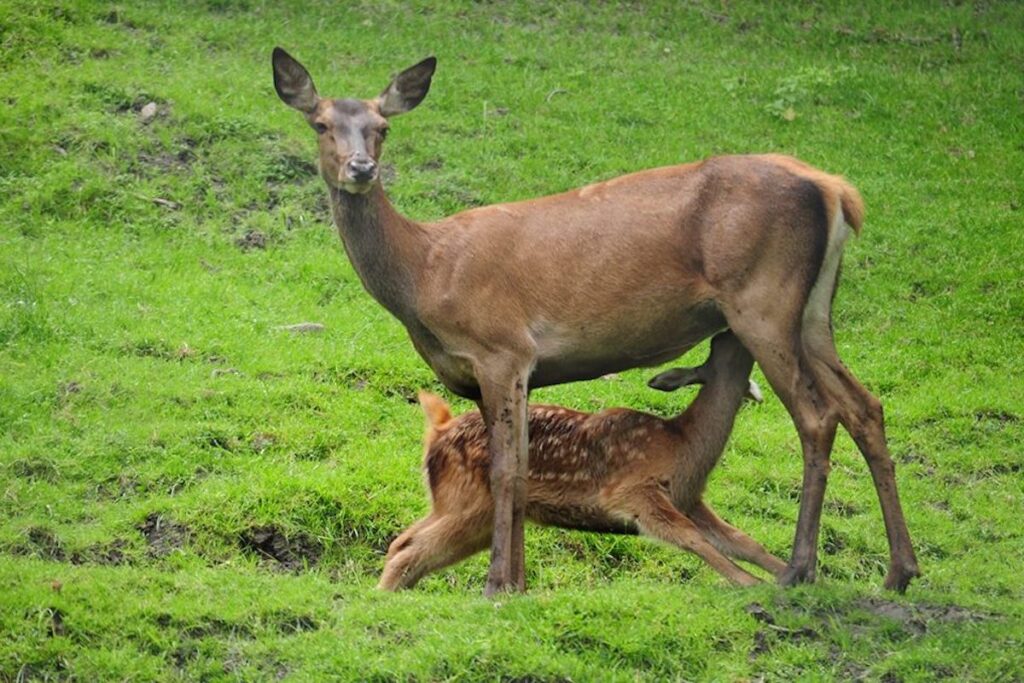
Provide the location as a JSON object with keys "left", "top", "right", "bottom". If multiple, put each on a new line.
{"left": 801, "top": 326, "right": 920, "bottom": 592}
{"left": 726, "top": 310, "right": 840, "bottom": 587}
{"left": 794, "top": 207, "right": 919, "bottom": 591}
{"left": 689, "top": 502, "right": 787, "bottom": 577}
{"left": 377, "top": 513, "right": 491, "bottom": 590}
{"left": 726, "top": 211, "right": 917, "bottom": 590}
{"left": 620, "top": 485, "right": 761, "bottom": 586}
{"left": 378, "top": 515, "right": 434, "bottom": 590}
{"left": 382, "top": 516, "right": 432, "bottom": 564}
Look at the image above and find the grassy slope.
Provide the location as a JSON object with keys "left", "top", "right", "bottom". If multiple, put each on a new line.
{"left": 1, "top": 0, "right": 1023, "bottom": 680}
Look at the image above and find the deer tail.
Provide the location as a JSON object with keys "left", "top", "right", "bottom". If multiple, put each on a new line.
{"left": 838, "top": 178, "right": 864, "bottom": 235}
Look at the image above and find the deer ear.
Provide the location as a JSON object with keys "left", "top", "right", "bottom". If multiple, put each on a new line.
{"left": 418, "top": 391, "right": 452, "bottom": 428}
{"left": 647, "top": 367, "right": 705, "bottom": 392}
{"left": 377, "top": 56, "right": 436, "bottom": 117}
{"left": 272, "top": 47, "right": 319, "bottom": 114}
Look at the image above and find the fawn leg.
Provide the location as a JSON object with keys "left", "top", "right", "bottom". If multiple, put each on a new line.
{"left": 625, "top": 486, "right": 761, "bottom": 587}
{"left": 690, "top": 502, "right": 787, "bottom": 577}
{"left": 377, "top": 513, "right": 491, "bottom": 590}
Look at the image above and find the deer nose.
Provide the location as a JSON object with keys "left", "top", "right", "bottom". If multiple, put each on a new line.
{"left": 346, "top": 155, "right": 377, "bottom": 183}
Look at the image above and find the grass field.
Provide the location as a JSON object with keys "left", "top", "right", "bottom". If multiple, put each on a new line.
{"left": 2, "top": 0, "right": 1023, "bottom": 680}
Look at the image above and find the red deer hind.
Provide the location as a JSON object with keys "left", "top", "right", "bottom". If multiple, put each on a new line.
{"left": 271, "top": 48, "right": 920, "bottom": 594}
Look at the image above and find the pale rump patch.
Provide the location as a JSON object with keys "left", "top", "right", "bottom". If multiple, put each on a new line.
{"left": 802, "top": 203, "right": 851, "bottom": 335}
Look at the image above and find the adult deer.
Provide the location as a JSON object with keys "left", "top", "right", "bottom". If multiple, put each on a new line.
{"left": 271, "top": 48, "right": 920, "bottom": 594}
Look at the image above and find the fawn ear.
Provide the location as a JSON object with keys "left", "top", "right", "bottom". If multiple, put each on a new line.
{"left": 272, "top": 47, "right": 319, "bottom": 114}
{"left": 378, "top": 57, "right": 436, "bottom": 117}
{"left": 647, "top": 367, "right": 705, "bottom": 392}
{"left": 745, "top": 380, "right": 764, "bottom": 403}
{"left": 418, "top": 391, "right": 452, "bottom": 428}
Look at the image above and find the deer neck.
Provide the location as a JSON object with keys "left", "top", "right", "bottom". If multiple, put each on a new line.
{"left": 672, "top": 378, "right": 750, "bottom": 483}
{"left": 328, "top": 184, "right": 428, "bottom": 323}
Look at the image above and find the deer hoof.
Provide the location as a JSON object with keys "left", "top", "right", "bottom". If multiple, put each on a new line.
{"left": 777, "top": 564, "right": 816, "bottom": 587}
{"left": 883, "top": 563, "right": 921, "bottom": 594}
{"left": 483, "top": 578, "right": 523, "bottom": 597}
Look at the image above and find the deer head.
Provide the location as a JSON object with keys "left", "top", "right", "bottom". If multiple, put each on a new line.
{"left": 271, "top": 48, "right": 436, "bottom": 194}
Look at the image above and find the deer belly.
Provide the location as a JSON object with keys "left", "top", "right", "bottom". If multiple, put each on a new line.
{"left": 526, "top": 500, "right": 638, "bottom": 535}
{"left": 529, "top": 301, "right": 727, "bottom": 387}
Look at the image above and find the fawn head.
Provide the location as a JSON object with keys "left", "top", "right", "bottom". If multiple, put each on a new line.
{"left": 647, "top": 332, "right": 761, "bottom": 402}
{"left": 272, "top": 48, "right": 436, "bottom": 194}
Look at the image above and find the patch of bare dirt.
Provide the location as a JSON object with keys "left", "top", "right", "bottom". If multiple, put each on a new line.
{"left": 239, "top": 525, "right": 320, "bottom": 571}
{"left": 69, "top": 538, "right": 130, "bottom": 566}
{"left": 417, "top": 157, "right": 444, "bottom": 171}
{"left": 249, "top": 432, "right": 276, "bottom": 453}
{"left": 138, "top": 147, "right": 195, "bottom": 172}
{"left": 824, "top": 498, "right": 860, "bottom": 517}
{"left": 267, "top": 611, "right": 319, "bottom": 634}
{"left": 275, "top": 322, "right": 324, "bottom": 334}
{"left": 746, "top": 595, "right": 998, "bottom": 664}
{"left": 18, "top": 527, "right": 66, "bottom": 561}
{"left": 137, "top": 513, "right": 190, "bottom": 557}
{"left": 93, "top": 473, "right": 139, "bottom": 500}
{"left": 235, "top": 229, "right": 267, "bottom": 251}
{"left": 48, "top": 608, "right": 66, "bottom": 638}
{"left": 58, "top": 379, "right": 82, "bottom": 400}
{"left": 854, "top": 597, "right": 993, "bottom": 632}
{"left": 11, "top": 457, "right": 61, "bottom": 482}
{"left": 745, "top": 602, "right": 820, "bottom": 659}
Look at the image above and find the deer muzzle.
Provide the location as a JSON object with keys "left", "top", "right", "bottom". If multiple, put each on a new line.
{"left": 345, "top": 154, "right": 377, "bottom": 184}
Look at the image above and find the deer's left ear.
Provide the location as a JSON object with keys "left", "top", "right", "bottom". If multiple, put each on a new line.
{"left": 377, "top": 56, "right": 436, "bottom": 117}
{"left": 647, "top": 367, "right": 705, "bottom": 392}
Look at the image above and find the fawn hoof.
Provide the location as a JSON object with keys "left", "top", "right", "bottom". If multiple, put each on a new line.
{"left": 883, "top": 563, "right": 921, "bottom": 594}
{"left": 736, "top": 574, "right": 762, "bottom": 588}
{"left": 777, "top": 563, "right": 816, "bottom": 587}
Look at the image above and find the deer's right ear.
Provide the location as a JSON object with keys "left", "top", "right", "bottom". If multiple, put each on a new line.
{"left": 272, "top": 47, "right": 319, "bottom": 114}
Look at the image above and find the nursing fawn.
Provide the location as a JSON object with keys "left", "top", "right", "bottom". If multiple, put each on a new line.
{"left": 379, "top": 332, "right": 785, "bottom": 590}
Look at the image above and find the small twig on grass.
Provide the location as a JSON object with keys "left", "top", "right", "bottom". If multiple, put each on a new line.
{"left": 276, "top": 322, "right": 326, "bottom": 334}
{"left": 684, "top": 1, "right": 729, "bottom": 24}
{"left": 133, "top": 193, "right": 180, "bottom": 210}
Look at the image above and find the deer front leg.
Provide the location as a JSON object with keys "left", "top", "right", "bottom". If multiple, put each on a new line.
{"left": 476, "top": 362, "right": 530, "bottom": 596}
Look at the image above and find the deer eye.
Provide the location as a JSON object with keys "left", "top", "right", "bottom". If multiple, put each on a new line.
{"left": 313, "top": 122, "right": 328, "bottom": 134}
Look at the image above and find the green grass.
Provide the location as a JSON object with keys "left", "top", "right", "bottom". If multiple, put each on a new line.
{"left": 2, "top": 0, "right": 1023, "bottom": 680}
